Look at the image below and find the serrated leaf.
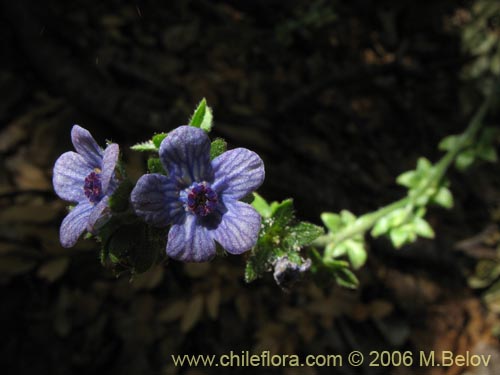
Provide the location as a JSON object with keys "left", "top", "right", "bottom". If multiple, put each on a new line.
{"left": 152, "top": 133, "right": 168, "bottom": 148}
{"left": 321, "top": 212, "right": 342, "bottom": 232}
{"left": 290, "top": 222, "right": 324, "bottom": 247}
{"left": 345, "top": 240, "right": 367, "bottom": 270}
{"left": 210, "top": 138, "right": 227, "bottom": 160}
{"left": 131, "top": 141, "right": 157, "bottom": 152}
{"left": 432, "top": 186, "right": 454, "bottom": 209}
{"left": 189, "top": 98, "right": 213, "bottom": 132}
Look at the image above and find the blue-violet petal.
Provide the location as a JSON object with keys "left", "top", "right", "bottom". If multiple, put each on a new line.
{"left": 211, "top": 148, "right": 265, "bottom": 200}
{"left": 59, "top": 202, "right": 93, "bottom": 248}
{"left": 131, "top": 174, "right": 182, "bottom": 227}
{"left": 71, "top": 125, "right": 103, "bottom": 168}
{"left": 210, "top": 199, "right": 261, "bottom": 254}
{"left": 167, "top": 214, "right": 215, "bottom": 262}
{"left": 53, "top": 151, "right": 90, "bottom": 202}
{"left": 100, "top": 143, "right": 119, "bottom": 193}
{"left": 159, "top": 126, "right": 212, "bottom": 185}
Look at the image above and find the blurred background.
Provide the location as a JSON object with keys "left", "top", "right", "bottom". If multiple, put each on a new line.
{"left": 1, "top": 0, "right": 500, "bottom": 374}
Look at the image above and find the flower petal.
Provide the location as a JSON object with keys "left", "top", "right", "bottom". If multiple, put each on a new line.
{"left": 71, "top": 125, "right": 103, "bottom": 168}
{"left": 210, "top": 199, "right": 261, "bottom": 254}
{"left": 159, "top": 126, "right": 212, "bottom": 185}
{"left": 100, "top": 143, "right": 119, "bottom": 193}
{"left": 167, "top": 214, "right": 215, "bottom": 262}
{"left": 53, "top": 151, "right": 90, "bottom": 202}
{"left": 131, "top": 174, "right": 182, "bottom": 227}
{"left": 59, "top": 202, "right": 93, "bottom": 248}
{"left": 87, "top": 196, "right": 111, "bottom": 233}
{"left": 211, "top": 148, "right": 265, "bottom": 199}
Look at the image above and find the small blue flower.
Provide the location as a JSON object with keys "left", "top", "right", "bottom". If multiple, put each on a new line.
{"left": 53, "top": 125, "right": 119, "bottom": 248}
{"left": 131, "top": 126, "right": 265, "bottom": 262}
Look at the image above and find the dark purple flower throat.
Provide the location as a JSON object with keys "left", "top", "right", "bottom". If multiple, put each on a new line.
{"left": 84, "top": 169, "right": 103, "bottom": 204}
{"left": 184, "top": 182, "right": 218, "bottom": 217}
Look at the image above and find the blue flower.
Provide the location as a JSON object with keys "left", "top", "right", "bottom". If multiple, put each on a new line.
{"left": 53, "top": 125, "right": 119, "bottom": 248}
{"left": 131, "top": 126, "right": 265, "bottom": 262}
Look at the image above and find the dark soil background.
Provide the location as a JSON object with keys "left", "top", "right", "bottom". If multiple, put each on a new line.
{"left": 1, "top": 1, "right": 500, "bottom": 374}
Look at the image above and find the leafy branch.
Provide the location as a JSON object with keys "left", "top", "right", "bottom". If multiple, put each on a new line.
{"left": 314, "top": 93, "right": 496, "bottom": 272}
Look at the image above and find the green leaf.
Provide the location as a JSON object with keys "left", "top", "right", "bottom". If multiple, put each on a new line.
{"left": 246, "top": 198, "right": 320, "bottom": 283}
{"left": 131, "top": 141, "right": 157, "bottom": 152}
{"left": 432, "top": 186, "right": 454, "bottom": 209}
{"left": 340, "top": 210, "right": 356, "bottom": 225}
{"left": 321, "top": 212, "right": 342, "bottom": 232}
{"left": 189, "top": 98, "right": 213, "bottom": 132}
{"left": 396, "top": 170, "right": 418, "bottom": 188}
{"left": 333, "top": 267, "right": 359, "bottom": 289}
{"left": 152, "top": 133, "right": 168, "bottom": 148}
{"left": 413, "top": 217, "right": 435, "bottom": 239}
{"left": 390, "top": 227, "right": 409, "bottom": 248}
{"left": 439, "top": 135, "right": 460, "bottom": 151}
{"left": 105, "top": 222, "right": 160, "bottom": 274}
{"left": 345, "top": 240, "right": 367, "bottom": 270}
{"left": 109, "top": 180, "right": 134, "bottom": 213}
{"left": 326, "top": 242, "right": 346, "bottom": 258}
{"left": 271, "top": 199, "right": 294, "bottom": 228}
{"left": 387, "top": 207, "right": 411, "bottom": 228}
{"left": 147, "top": 158, "right": 166, "bottom": 174}
{"left": 210, "top": 138, "right": 227, "bottom": 160}
{"left": 477, "top": 145, "right": 498, "bottom": 162}
{"left": 371, "top": 216, "right": 390, "bottom": 237}
{"left": 288, "top": 222, "right": 324, "bottom": 247}
{"left": 455, "top": 149, "right": 476, "bottom": 171}
{"left": 417, "top": 157, "right": 432, "bottom": 172}
{"left": 251, "top": 193, "right": 272, "bottom": 218}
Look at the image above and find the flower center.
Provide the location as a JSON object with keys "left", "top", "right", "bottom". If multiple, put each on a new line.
{"left": 183, "top": 182, "right": 218, "bottom": 217}
{"left": 84, "top": 169, "right": 103, "bottom": 204}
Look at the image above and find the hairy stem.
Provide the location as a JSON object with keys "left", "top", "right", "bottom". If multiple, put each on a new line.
{"left": 313, "top": 96, "right": 492, "bottom": 251}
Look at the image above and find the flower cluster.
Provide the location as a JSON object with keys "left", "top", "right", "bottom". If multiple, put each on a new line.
{"left": 53, "top": 125, "right": 119, "bottom": 247}
{"left": 131, "top": 126, "right": 265, "bottom": 262}
{"left": 53, "top": 124, "right": 265, "bottom": 263}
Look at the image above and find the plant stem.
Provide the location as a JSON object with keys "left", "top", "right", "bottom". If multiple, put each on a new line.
{"left": 313, "top": 96, "right": 492, "bottom": 251}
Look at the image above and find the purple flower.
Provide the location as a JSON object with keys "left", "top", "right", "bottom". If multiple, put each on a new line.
{"left": 131, "top": 126, "right": 265, "bottom": 262}
{"left": 53, "top": 125, "right": 119, "bottom": 248}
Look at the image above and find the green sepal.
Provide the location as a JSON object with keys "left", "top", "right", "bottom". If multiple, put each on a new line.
{"left": 252, "top": 192, "right": 272, "bottom": 218}
{"left": 109, "top": 180, "right": 134, "bottom": 213}
{"left": 152, "top": 133, "right": 168, "bottom": 148}
{"left": 148, "top": 157, "right": 167, "bottom": 174}
{"left": 189, "top": 98, "right": 213, "bottom": 132}
{"left": 131, "top": 141, "right": 157, "bottom": 152}
{"left": 210, "top": 138, "right": 227, "bottom": 160}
